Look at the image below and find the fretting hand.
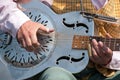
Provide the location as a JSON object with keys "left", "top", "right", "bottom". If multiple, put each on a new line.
{"left": 90, "top": 33, "right": 113, "bottom": 65}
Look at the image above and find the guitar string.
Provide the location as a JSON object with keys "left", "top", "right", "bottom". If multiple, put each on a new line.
{"left": 38, "top": 32, "right": 120, "bottom": 42}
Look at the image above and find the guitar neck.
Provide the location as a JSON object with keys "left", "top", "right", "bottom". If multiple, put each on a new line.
{"left": 72, "top": 35, "right": 120, "bottom": 51}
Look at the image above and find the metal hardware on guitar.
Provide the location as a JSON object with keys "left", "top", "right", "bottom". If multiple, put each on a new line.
{"left": 80, "top": 11, "right": 118, "bottom": 22}
{"left": 79, "top": 0, "right": 118, "bottom": 23}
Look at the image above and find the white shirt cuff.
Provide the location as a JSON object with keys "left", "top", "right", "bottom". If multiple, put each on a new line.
{"left": 106, "top": 51, "right": 120, "bottom": 70}
{"left": 5, "top": 10, "right": 30, "bottom": 37}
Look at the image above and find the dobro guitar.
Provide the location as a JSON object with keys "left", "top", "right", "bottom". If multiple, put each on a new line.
{"left": 0, "top": 0, "right": 119, "bottom": 80}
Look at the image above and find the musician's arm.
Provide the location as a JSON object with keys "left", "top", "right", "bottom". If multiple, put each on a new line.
{"left": 105, "top": 51, "right": 120, "bottom": 70}
{"left": 0, "top": 0, "right": 30, "bottom": 37}
{"left": 91, "top": 0, "right": 108, "bottom": 10}
{"left": 40, "top": 0, "right": 53, "bottom": 6}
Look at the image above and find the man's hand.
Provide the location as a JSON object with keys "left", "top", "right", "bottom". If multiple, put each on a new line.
{"left": 17, "top": 20, "right": 54, "bottom": 52}
{"left": 90, "top": 33, "right": 113, "bottom": 65}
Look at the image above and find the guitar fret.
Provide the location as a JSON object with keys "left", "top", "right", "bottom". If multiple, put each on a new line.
{"left": 81, "top": 36, "right": 83, "bottom": 49}
{"left": 115, "top": 40, "right": 120, "bottom": 51}
{"left": 104, "top": 42, "right": 110, "bottom": 49}
{"left": 108, "top": 38, "right": 111, "bottom": 48}
{"left": 99, "top": 38, "right": 120, "bottom": 51}
{"left": 81, "top": 36, "right": 87, "bottom": 49}
{"left": 110, "top": 42, "right": 116, "bottom": 51}
{"left": 103, "top": 38, "right": 106, "bottom": 46}
{"left": 114, "top": 38, "right": 116, "bottom": 50}
{"left": 115, "top": 46, "right": 119, "bottom": 51}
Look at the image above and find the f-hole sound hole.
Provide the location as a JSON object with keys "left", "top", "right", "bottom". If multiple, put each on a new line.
{"left": 56, "top": 53, "right": 85, "bottom": 65}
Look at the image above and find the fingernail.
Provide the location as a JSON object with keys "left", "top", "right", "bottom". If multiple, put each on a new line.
{"left": 92, "top": 39, "right": 96, "bottom": 41}
{"left": 46, "top": 28, "right": 50, "bottom": 32}
{"left": 98, "top": 41, "right": 103, "bottom": 47}
{"left": 98, "top": 41, "right": 103, "bottom": 44}
{"left": 92, "top": 39, "right": 96, "bottom": 43}
{"left": 50, "top": 29, "right": 54, "bottom": 32}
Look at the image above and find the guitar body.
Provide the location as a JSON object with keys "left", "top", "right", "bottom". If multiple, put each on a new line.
{"left": 0, "top": 1, "right": 94, "bottom": 79}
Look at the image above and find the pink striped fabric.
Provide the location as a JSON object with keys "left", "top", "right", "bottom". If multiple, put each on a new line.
{"left": 91, "top": 0, "right": 108, "bottom": 10}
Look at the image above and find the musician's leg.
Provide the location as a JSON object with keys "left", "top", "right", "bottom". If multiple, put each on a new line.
{"left": 106, "top": 71, "right": 120, "bottom": 80}
{"left": 88, "top": 71, "right": 120, "bottom": 80}
{"left": 39, "top": 67, "right": 77, "bottom": 80}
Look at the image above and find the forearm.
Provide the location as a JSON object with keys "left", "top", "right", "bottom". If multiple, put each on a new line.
{"left": 0, "top": 0, "right": 30, "bottom": 37}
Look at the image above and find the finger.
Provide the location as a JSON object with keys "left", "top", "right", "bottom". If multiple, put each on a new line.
{"left": 92, "top": 39, "right": 100, "bottom": 54}
{"left": 98, "top": 41, "right": 108, "bottom": 56}
{"left": 48, "top": 29, "right": 54, "bottom": 33}
{"left": 98, "top": 41, "right": 107, "bottom": 51}
{"left": 90, "top": 47, "right": 98, "bottom": 63}
{"left": 38, "top": 24, "right": 54, "bottom": 33}
{"left": 18, "top": 38, "right": 34, "bottom": 52}
{"left": 98, "top": 42, "right": 113, "bottom": 65}
{"left": 19, "top": 39, "right": 26, "bottom": 48}
{"left": 17, "top": 34, "right": 26, "bottom": 48}
{"left": 25, "top": 46, "right": 35, "bottom": 52}
{"left": 23, "top": 34, "right": 34, "bottom": 52}
{"left": 90, "top": 56, "right": 95, "bottom": 63}
{"left": 98, "top": 41, "right": 112, "bottom": 58}
{"left": 98, "top": 41, "right": 108, "bottom": 54}
{"left": 30, "top": 33, "right": 40, "bottom": 48}
{"left": 91, "top": 47, "right": 99, "bottom": 60}
{"left": 104, "top": 48, "right": 113, "bottom": 58}
{"left": 97, "top": 41, "right": 108, "bottom": 61}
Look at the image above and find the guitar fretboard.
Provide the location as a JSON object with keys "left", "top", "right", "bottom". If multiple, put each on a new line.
{"left": 72, "top": 35, "right": 120, "bottom": 51}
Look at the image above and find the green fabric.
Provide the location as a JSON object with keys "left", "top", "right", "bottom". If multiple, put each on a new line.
{"left": 39, "top": 67, "right": 77, "bottom": 80}
{"left": 38, "top": 67, "right": 120, "bottom": 80}
{"left": 75, "top": 68, "right": 120, "bottom": 80}
{"left": 89, "top": 70, "right": 120, "bottom": 80}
